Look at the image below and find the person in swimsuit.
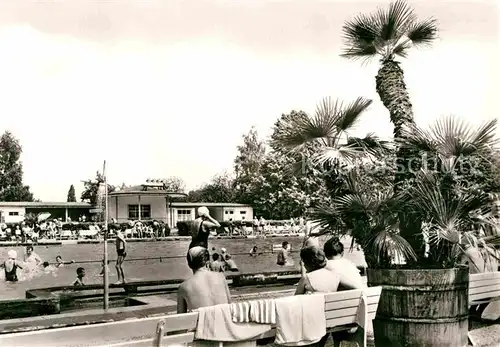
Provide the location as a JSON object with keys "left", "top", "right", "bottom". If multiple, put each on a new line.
{"left": 188, "top": 206, "right": 220, "bottom": 250}
{"left": 115, "top": 228, "right": 127, "bottom": 284}
{"left": 3, "top": 250, "right": 22, "bottom": 282}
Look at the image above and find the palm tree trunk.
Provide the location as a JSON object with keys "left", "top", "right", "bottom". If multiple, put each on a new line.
{"left": 376, "top": 59, "right": 424, "bottom": 261}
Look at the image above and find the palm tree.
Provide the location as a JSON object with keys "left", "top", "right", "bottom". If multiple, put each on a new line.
{"left": 319, "top": 116, "right": 500, "bottom": 267}
{"left": 341, "top": 0, "right": 438, "bottom": 138}
{"left": 273, "top": 96, "right": 391, "bottom": 177}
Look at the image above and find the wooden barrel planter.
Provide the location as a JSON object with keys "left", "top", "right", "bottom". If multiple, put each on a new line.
{"left": 367, "top": 267, "right": 469, "bottom": 347}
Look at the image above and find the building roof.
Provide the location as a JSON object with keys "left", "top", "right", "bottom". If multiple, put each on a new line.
{"left": 0, "top": 202, "right": 92, "bottom": 208}
{"left": 109, "top": 185, "right": 187, "bottom": 198}
{"left": 170, "top": 202, "right": 252, "bottom": 208}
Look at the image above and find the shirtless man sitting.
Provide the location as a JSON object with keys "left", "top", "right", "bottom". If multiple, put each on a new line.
{"left": 177, "top": 246, "right": 231, "bottom": 313}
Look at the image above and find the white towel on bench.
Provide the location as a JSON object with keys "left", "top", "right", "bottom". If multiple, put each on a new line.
{"left": 231, "top": 299, "right": 276, "bottom": 324}
{"left": 274, "top": 294, "right": 326, "bottom": 346}
{"left": 196, "top": 303, "right": 272, "bottom": 342}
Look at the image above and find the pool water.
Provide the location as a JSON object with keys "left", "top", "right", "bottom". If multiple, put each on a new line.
{"left": 0, "top": 236, "right": 366, "bottom": 299}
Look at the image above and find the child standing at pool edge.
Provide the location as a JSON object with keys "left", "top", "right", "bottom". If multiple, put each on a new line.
{"left": 115, "top": 228, "right": 127, "bottom": 284}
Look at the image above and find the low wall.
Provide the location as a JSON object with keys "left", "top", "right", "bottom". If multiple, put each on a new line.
{"left": 0, "top": 271, "right": 300, "bottom": 321}
{"left": 0, "top": 297, "right": 60, "bottom": 320}
{"left": 0, "top": 288, "right": 296, "bottom": 334}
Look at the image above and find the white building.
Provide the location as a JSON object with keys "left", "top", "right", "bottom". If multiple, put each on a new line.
{"left": 0, "top": 202, "right": 93, "bottom": 224}
{"left": 108, "top": 182, "right": 253, "bottom": 227}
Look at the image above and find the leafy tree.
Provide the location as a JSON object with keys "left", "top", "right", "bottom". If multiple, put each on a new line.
{"left": 163, "top": 176, "right": 186, "bottom": 193}
{"left": 187, "top": 172, "right": 235, "bottom": 203}
{"left": 250, "top": 151, "right": 330, "bottom": 219}
{"left": 0, "top": 131, "right": 34, "bottom": 201}
{"left": 81, "top": 171, "right": 115, "bottom": 205}
{"left": 271, "top": 97, "right": 390, "bottom": 199}
{"left": 233, "top": 127, "right": 266, "bottom": 204}
{"left": 67, "top": 184, "right": 76, "bottom": 202}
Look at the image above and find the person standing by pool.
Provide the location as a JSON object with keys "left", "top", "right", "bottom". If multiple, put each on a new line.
{"left": 3, "top": 250, "right": 23, "bottom": 282}
{"left": 188, "top": 207, "right": 220, "bottom": 250}
{"left": 115, "top": 228, "right": 127, "bottom": 284}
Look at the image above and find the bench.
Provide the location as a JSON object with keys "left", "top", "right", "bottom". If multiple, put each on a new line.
{"left": 0, "top": 286, "right": 382, "bottom": 347}
{"left": 467, "top": 271, "right": 500, "bottom": 346}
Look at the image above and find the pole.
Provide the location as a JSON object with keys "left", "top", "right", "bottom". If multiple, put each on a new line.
{"left": 103, "top": 160, "right": 109, "bottom": 310}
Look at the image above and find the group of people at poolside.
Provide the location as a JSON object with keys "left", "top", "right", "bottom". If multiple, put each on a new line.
{"left": 177, "top": 207, "right": 363, "bottom": 311}
{"left": 176, "top": 207, "right": 363, "bottom": 346}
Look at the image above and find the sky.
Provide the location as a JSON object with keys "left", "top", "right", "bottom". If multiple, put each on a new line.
{"left": 0, "top": 0, "right": 498, "bottom": 201}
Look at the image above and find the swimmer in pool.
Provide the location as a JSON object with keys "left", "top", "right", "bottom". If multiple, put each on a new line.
{"left": 3, "top": 250, "right": 23, "bottom": 282}
{"left": 72, "top": 267, "right": 86, "bottom": 286}
{"left": 55, "top": 255, "right": 75, "bottom": 268}
{"left": 24, "top": 246, "right": 42, "bottom": 267}
{"left": 115, "top": 228, "right": 127, "bottom": 284}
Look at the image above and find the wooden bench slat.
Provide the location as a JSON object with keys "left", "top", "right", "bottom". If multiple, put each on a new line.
{"left": 470, "top": 290, "right": 500, "bottom": 302}
{"left": 325, "top": 295, "right": 380, "bottom": 311}
{"left": 469, "top": 278, "right": 500, "bottom": 289}
{"left": 325, "top": 303, "right": 379, "bottom": 320}
{"left": 469, "top": 272, "right": 500, "bottom": 281}
{"left": 107, "top": 332, "right": 195, "bottom": 347}
{"left": 325, "top": 287, "right": 381, "bottom": 303}
{"left": 469, "top": 283, "right": 500, "bottom": 296}
{"left": 326, "top": 312, "right": 376, "bottom": 328}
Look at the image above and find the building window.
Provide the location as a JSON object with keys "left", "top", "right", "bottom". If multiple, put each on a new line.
{"left": 128, "top": 205, "right": 151, "bottom": 220}
{"left": 8, "top": 212, "right": 19, "bottom": 216}
{"left": 177, "top": 209, "right": 192, "bottom": 222}
{"left": 240, "top": 211, "right": 246, "bottom": 214}
{"left": 141, "top": 205, "right": 151, "bottom": 219}
{"left": 227, "top": 210, "right": 234, "bottom": 214}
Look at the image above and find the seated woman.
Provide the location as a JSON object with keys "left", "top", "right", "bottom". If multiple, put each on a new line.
{"left": 295, "top": 246, "right": 339, "bottom": 295}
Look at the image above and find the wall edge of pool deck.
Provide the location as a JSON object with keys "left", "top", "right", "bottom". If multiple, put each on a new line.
{"left": 0, "top": 234, "right": 304, "bottom": 247}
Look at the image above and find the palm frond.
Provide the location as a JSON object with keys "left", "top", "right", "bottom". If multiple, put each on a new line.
{"left": 400, "top": 123, "right": 437, "bottom": 154}
{"left": 335, "top": 97, "right": 373, "bottom": 132}
{"left": 341, "top": 0, "right": 437, "bottom": 62}
{"left": 341, "top": 13, "right": 380, "bottom": 55}
{"left": 369, "top": 228, "right": 417, "bottom": 264}
{"left": 309, "top": 145, "right": 366, "bottom": 167}
{"left": 346, "top": 133, "right": 393, "bottom": 158}
{"left": 468, "top": 118, "right": 499, "bottom": 152}
{"left": 392, "top": 40, "right": 411, "bottom": 58}
{"left": 404, "top": 116, "right": 498, "bottom": 159}
{"left": 340, "top": 44, "right": 379, "bottom": 63}
{"left": 407, "top": 18, "right": 439, "bottom": 46}
{"left": 375, "top": 0, "right": 415, "bottom": 41}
